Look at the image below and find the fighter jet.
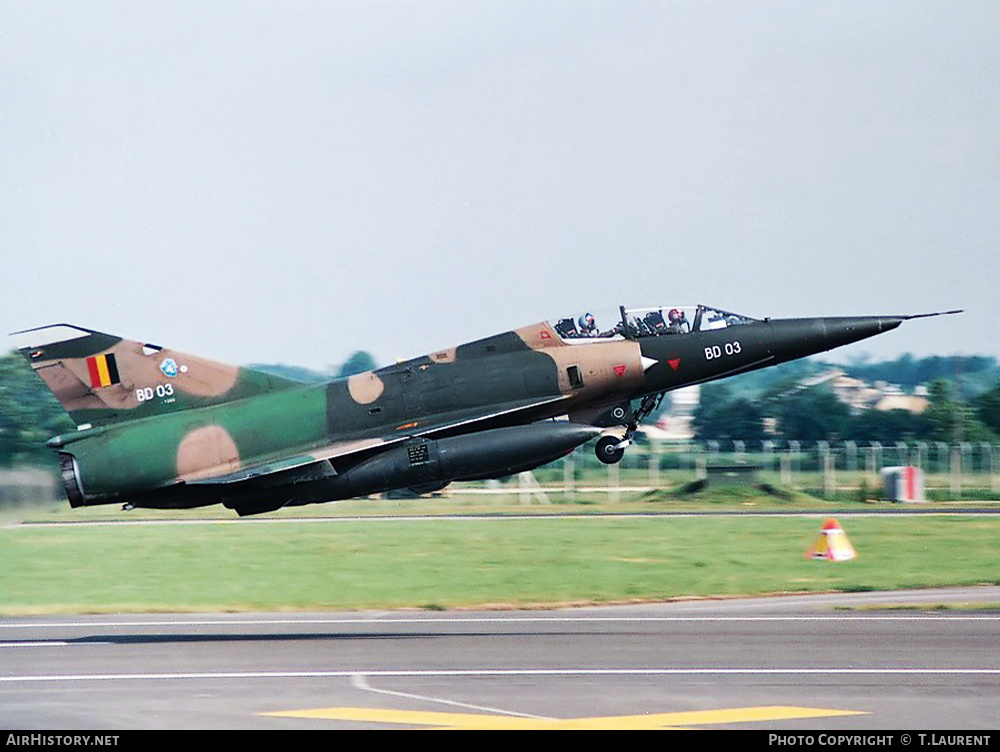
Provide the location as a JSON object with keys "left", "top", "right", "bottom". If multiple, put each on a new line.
{"left": 12, "top": 305, "right": 957, "bottom": 516}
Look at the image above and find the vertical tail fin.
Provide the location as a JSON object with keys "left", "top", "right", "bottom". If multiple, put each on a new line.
{"left": 12, "top": 324, "right": 302, "bottom": 428}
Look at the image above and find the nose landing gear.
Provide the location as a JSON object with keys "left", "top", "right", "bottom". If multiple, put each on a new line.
{"left": 593, "top": 391, "right": 666, "bottom": 465}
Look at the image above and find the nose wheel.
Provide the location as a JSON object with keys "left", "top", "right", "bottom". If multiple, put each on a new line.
{"left": 595, "top": 435, "right": 627, "bottom": 464}
{"left": 593, "top": 391, "right": 666, "bottom": 465}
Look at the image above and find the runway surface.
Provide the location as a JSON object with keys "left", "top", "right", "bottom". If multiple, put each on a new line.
{"left": 2, "top": 587, "right": 998, "bottom": 729}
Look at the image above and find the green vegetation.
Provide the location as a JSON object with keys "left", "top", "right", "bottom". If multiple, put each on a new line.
{"left": 695, "top": 372, "right": 1000, "bottom": 446}
{"left": 848, "top": 354, "right": 999, "bottom": 393}
{"left": 2, "top": 505, "right": 998, "bottom": 614}
{"left": 0, "top": 352, "right": 74, "bottom": 468}
{"left": 714, "top": 354, "right": 998, "bottom": 401}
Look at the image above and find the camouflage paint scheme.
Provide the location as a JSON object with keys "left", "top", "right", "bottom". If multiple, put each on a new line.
{"left": 13, "top": 305, "right": 952, "bottom": 515}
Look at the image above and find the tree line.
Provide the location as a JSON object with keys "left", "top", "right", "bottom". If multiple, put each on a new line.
{"left": 694, "top": 376, "right": 1000, "bottom": 446}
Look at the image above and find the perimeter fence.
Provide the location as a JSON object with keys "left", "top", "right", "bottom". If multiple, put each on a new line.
{"left": 0, "top": 468, "right": 59, "bottom": 509}
{"left": 514, "top": 439, "right": 1000, "bottom": 502}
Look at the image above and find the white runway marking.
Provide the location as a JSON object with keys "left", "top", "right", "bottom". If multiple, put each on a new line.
{"left": 351, "top": 673, "right": 551, "bottom": 720}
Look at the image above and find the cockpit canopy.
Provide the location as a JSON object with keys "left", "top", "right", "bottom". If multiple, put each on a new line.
{"left": 549, "top": 305, "right": 758, "bottom": 341}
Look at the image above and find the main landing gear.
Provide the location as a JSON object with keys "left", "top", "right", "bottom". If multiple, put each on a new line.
{"left": 594, "top": 391, "right": 666, "bottom": 465}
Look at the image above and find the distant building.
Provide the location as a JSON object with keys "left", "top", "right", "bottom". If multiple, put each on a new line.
{"left": 799, "top": 369, "right": 927, "bottom": 414}
{"left": 639, "top": 384, "right": 699, "bottom": 441}
{"left": 799, "top": 369, "right": 880, "bottom": 412}
{"left": 874, "top": 393, "right": 929, "bottom": 413}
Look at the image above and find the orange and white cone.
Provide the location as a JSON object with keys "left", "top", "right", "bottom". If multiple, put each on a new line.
{"left": 806, "top": 518, "right": 857, "bottom": 562}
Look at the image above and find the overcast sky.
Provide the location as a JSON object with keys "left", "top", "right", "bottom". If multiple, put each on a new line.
{"left": 2, "top": 1, "right": 997, "bottom": 371}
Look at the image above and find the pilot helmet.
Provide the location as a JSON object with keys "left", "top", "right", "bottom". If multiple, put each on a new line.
{"left": 579, "top": 312, "right": 596, "bottom": 332}
{"left": 668, "top": 308, "right": 683, "bottom": 323}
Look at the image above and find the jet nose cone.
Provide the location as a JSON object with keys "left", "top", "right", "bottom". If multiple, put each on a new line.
{"left": 768, "top": 316, "right": 906, "bottom": 362}
{"left": 826, "top": 315, "right": 906, "bottom": 341}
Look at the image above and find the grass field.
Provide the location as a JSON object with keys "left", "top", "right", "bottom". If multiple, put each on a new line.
{"left": 2, "top": 487, "right": 999, "bottom": 614}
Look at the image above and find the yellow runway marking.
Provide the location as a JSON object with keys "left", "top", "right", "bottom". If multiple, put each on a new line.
{"left": 264, "top": 704, "right": 866, "bottom": 729}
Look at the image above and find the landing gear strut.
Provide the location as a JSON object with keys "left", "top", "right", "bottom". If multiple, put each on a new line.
{"left": 594, "top": 391, "right": 666, "bottom": 465}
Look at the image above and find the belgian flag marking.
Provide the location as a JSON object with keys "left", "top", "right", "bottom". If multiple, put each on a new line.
{"left": 86, "top": 353, "right": 121, "bottom": 389}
